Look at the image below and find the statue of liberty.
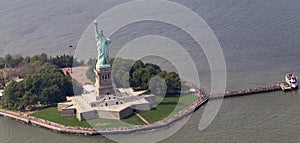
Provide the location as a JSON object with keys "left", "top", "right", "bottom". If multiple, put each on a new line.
{"left": 94, "top": 20, "right": 111, "bottom": 69}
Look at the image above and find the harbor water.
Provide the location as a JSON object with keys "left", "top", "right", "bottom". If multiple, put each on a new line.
{"left": 0, "top": 0, "right": 300, "bottom": 142}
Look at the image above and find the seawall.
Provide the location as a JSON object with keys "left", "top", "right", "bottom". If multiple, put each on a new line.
{"left": 0, "top": 83, "right": 291, "bottom": 135}
{"left": 0, "top": 96, "right": 208, "bottom": 135}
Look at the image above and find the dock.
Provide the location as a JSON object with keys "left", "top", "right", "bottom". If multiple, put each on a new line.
{"left": 278, "top": 82, "right": 293, "bottom": 91}
{"left": 209, "top": 84, "right": 282, "bottom": 100}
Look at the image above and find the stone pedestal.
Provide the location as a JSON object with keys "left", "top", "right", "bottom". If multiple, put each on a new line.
{"left": 94, "top": 67, "right": 115, "bottom": 100}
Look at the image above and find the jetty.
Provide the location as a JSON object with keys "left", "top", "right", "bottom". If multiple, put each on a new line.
{"left": 209, "top": 84, "right": 282, "bottom": 100}
{"left": 208, "top": 72, "right": 298, "bottom": 100}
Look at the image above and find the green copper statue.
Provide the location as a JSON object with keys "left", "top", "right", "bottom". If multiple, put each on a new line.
{"left": 94, "top": 20, "right": 111, "bottom": 69}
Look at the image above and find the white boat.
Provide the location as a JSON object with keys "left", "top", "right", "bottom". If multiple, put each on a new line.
{"left": 285, "top": 73, "right": 298, "bottom": 89}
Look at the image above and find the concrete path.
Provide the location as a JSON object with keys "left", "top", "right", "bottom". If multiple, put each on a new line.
{"left": 135, "top": 112, "right": 150, "bottom": 125}
{"left": 62, "top": 66, "right": 92, "bottom": 86}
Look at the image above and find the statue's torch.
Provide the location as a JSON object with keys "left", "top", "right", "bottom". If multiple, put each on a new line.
{"left": 94, "top": 20, "right": 99, "bottom": 35}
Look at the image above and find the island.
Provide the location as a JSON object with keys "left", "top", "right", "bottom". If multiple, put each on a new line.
{"left": 0, "top": 24, "right": 203, "bottom": 133}
{"left": 0, "top": 50, "right": 203, "bottom": 134}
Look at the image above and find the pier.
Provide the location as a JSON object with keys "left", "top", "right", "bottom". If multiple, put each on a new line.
{"left": 209, "top": 84, "right": 282, "bottom": 100}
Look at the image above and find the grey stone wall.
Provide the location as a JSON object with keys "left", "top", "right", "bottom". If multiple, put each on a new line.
{"left": 62, "top": 108, "right": 76, "bottom": 117}
{"left": 94, "top": 68, "right": 115, "bottom": 99}
{"left": 57, "top": 102, "right": 72, "bottom": 112}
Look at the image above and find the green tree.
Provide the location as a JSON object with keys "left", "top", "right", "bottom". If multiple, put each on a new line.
{"left": 85, "top": 58, "right": 181, "bottom": 94}
{"left": 4, "top": 54, "right": 23, "bottom": 68}
{"left": 2, "top": 63, "right": 77, "bottom": 110}
{"left": 158, "top": 71, "right": 181, "bottom": 93}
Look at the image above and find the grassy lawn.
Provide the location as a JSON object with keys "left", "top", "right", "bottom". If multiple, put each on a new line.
{"left": 89, "top": 115, "right": 145, "bottom": 128}
{"left": 30, "top": 94, "right": 199, "bottom": 128}
{"left": 138, "top": 95, "right": 199, "bottom": 123}
{"left": 30, "top": 107, "right": 144, "bottom": 128}
{"left": 31, "top": 108, "right": 91, "bottom": 128}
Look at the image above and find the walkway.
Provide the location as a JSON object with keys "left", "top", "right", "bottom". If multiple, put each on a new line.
{"left": 135, "top": 112, "right": 150, "bottom": 125}
{"left": 61, "top": 66, "right": 92, "bottom": 86}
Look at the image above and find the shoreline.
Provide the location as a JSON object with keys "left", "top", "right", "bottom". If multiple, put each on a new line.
{"left": 0, "top": 82, "right": 292, "bottom": 135}
{"left": 0, "top": 95, "right": 208, "bottom": 135}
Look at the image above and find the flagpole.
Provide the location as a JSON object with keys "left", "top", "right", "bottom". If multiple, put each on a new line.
{"left": 69, "top": 45, "right": 74, "bottom": 73}
{"left": 70, "top": 47, "right": 73, "bottom": 73}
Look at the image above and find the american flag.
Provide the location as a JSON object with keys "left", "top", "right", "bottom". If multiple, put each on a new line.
{"left": 69, "top": 45, "right": 77, "bottom": 50}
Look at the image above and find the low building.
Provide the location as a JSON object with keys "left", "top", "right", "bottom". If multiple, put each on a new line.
{"left": 59, "top": 87, "right": 155, "bottom": 121}
{"left": 83, "top": 84, "right": 95, "bottom": 94}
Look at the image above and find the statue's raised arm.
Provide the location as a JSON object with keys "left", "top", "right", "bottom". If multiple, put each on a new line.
{"left": 94, "top": 20, "right": 98, "bottom": 36}
{"left": 94, "top": 20, "right": 103, "bottom": 38}
{"left": 94, "top": 20, "right": 111, "bottom": 69}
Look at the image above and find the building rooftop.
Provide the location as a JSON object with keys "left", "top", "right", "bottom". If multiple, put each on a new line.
{"left": 74, "top": 93, "right": 150, "bottom": 112}
{"left": 83, "top": 84, "right": 95, "bottom": 93}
